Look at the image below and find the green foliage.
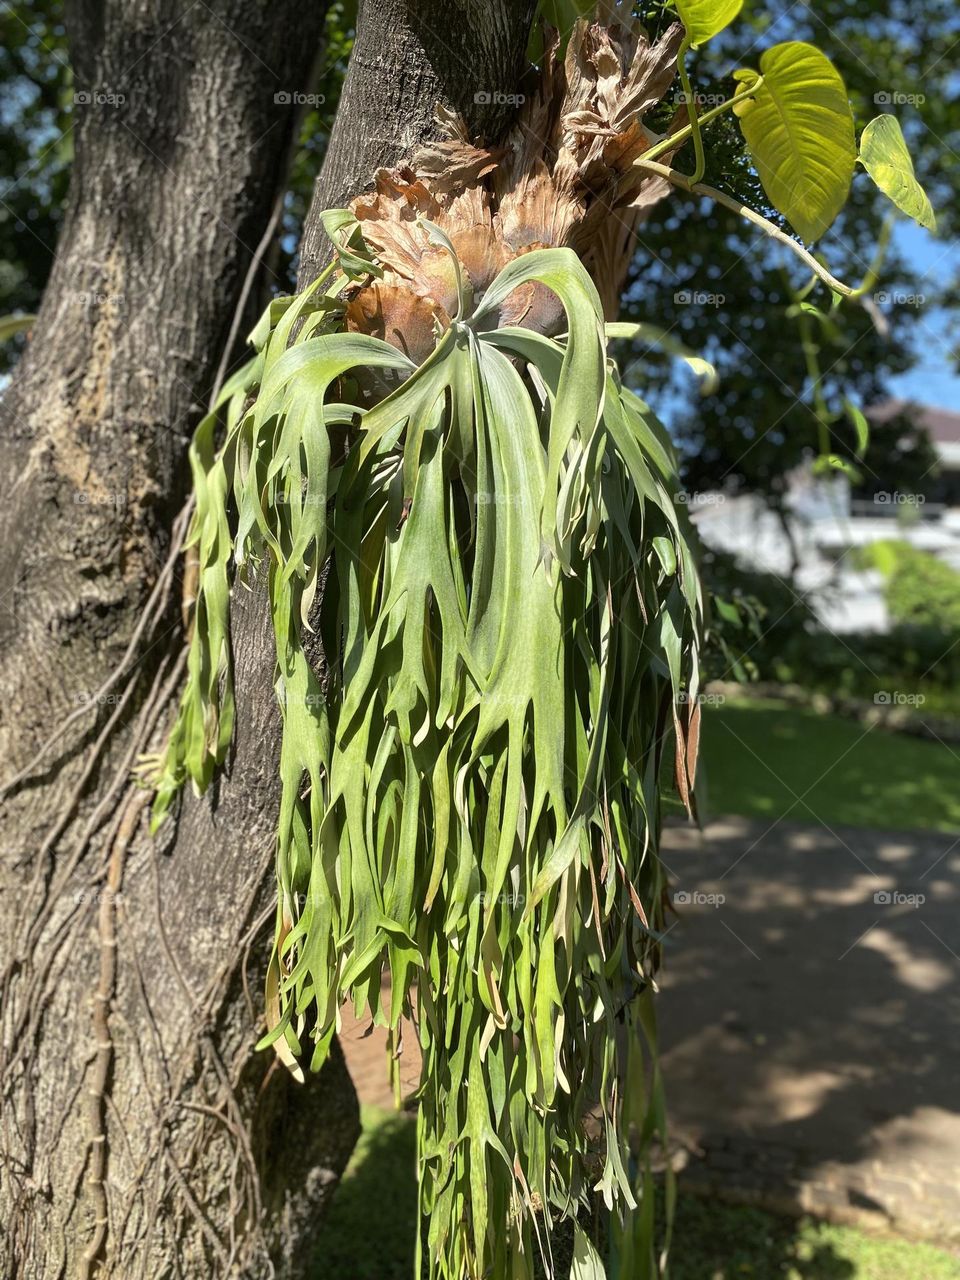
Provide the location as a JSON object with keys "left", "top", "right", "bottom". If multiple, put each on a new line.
{"left": 859, "top": 114, "right": 937, "bottom": 232}
{"left": 0, "top": 0, "right": 70, "bottom": 371}
{"left": 153, "top": 239, "right": 703, "bottom": 1277}
{"left": 621, "top": 0, "right": 956, "bottom": 511}
{"left": 860, "top": 540, "right": 960, "bottom": 631}
{"left": 674, "top": 0, "right": 743, "bottom": 48}
{"left": 279, "top": 1, "right": 356, "bottom": 288}
{"left": 701, "top": 547, "right": 960, "bottom": 718}
{"left": 699, "top": 548, "right": 810, "bottom": 685}
{"left": 733, "top": 42, "right": 857, "bottom": 243}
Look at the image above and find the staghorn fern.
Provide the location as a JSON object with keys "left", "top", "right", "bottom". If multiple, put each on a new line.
{"left": 151, "top": 230, "right": 703, "bottom": 1277}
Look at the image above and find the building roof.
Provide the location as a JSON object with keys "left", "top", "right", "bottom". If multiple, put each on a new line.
{"left": 867, "top": 399, "right": 960, "bottom": 444}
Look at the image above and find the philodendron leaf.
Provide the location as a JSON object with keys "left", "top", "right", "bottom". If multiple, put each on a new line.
{"left": 0, "top": 313, "right": 36, "bottom": 343}
{"left": 675, "top": 0, "right": 742, "bottom": 47}
{"left": 859, "top": 114, "right": 936, "bottom": 232}
{"left": 734, "top": 42, "right": 856, "bottom": 243}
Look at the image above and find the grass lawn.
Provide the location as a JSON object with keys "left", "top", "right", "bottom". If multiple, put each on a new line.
{"left": 314, "top": 1108, "right": 960, "bottom": 1279}
{"left": 669, "top": 1195, "right": 960, "bottom": 1279}
{"left": 698, "top": 698, "right": 960, "bottom": 833}
{"left": 312, "top": 1107, "right": 416, "bottom": 1280}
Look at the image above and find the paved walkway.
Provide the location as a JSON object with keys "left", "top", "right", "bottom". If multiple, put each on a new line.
{"left": 340, "top": 816, "right": 960, "bottom": 1246}
{"left": 659, "top": 816, "right": 960, "bottom": 1246}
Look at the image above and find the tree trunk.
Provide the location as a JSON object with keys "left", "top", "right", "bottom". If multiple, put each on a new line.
{"left": 0, "top": 4, "right": 360, "bottom": 1277}
{"left": 0, "top": 1, "right": 536, "bottom": 1277}
{"left": 299, "top": 0, "right": 538, "bottom": 274}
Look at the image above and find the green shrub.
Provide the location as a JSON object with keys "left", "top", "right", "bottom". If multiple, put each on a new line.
{"left": 867, "top": 540, "right": 960, "bottom": 631}
{"left": 703, "top": 547, "right": 960, "bottom": 712}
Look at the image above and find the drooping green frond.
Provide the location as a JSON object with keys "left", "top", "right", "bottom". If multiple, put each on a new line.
{"left": 152, "top": 241, "right": 703, "bottom": 1279}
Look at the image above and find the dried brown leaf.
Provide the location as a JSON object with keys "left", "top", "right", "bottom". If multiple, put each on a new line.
{"left": 346, "top": 284, "right": 450, "bottom": 364}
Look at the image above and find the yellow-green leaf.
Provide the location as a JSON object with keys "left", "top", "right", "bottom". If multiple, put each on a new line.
{"left": 675, "top": 0, "right": 743, "bottom": 46}
{"left": 859, "top": 114, "right": 936, "bottom": 233}
{"left": 734, "top": 42, "right": 856, "bottom": 243}
{"left": 844, "top": 397, "right": 870, "bottom": 458}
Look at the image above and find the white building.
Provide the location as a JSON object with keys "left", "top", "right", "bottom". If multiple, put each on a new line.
{"left": 691, "top": 402, "right": 960, "bottom": 634}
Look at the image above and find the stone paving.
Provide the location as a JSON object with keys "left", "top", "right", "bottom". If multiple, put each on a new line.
{"left": 339, "top": 816, "right": 960, "bottom": 1247}
{"left": 659, "top": 816, "right": 960, "bottom": 1247}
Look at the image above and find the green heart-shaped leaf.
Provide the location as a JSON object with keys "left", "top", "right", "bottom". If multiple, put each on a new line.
{"left": 675, "top": 0, "right": 743, "bottom": 46}
{"left": 734, "top": 41, "right": 856, "bottom": 243}
{"left": 859, "top": 114, "right": 936, "bottom": 232}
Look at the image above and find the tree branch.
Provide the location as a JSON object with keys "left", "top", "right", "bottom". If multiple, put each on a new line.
{"left": 634, "top": 157, "right": 858, "bottom": 297}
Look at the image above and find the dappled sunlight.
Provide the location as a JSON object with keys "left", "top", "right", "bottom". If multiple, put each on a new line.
{"left": 659, "top": 812, "right": 960, "bottom": 1247}
{"left": 764, "top": 1068, "right": 854, "bottom": 1124}
{"left": 858, "top": 927, "right": 954, "bottom": 993}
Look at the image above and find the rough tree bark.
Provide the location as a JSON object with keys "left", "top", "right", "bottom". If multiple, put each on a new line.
{"left": 0, "top": 1, "right": 536, "bottom": 1277}
{"left": 298, "top": 0, "right": 539, "bottom": 280}
{"left": 0, "top": 3, "right": 353, "bottom": 1276}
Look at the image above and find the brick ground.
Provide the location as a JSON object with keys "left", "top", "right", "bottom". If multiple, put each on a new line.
{"left": 339, "top": 992, "right": 420, "bottom": 1110}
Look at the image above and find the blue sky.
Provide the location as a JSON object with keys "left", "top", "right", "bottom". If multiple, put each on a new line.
{"left": 889, "top": 221, "right": 960, "bottom": 410}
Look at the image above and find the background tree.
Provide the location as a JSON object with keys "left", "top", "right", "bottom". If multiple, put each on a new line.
{"left": 0, "top": 1, "right": 70, "bottom": 372}
{"left": 621, "top": 0, "right": 958, "bottom": 518}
